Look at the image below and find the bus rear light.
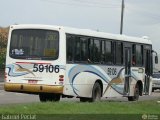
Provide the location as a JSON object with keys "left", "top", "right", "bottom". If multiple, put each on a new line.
{"left": 59, "top": 75, "right": 64, "bottom": 81}
{"left": 59, "top": 75, "right": 64, "bottom": 78}
{"left": 4, "top": 72, "right": 7, "bottom": 81}
{"left": 59, "top": 78, "right": 64, "bottom": 81}
{"left": 28, "top": 80, "right": 38, "bottom": 84}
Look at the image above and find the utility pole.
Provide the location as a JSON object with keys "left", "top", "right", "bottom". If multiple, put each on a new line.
{"left": 120, "top": 0, "right": 125, "bottom": 34}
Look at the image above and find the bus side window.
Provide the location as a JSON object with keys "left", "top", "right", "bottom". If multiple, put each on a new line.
{"left": 105, "top": 41, "right": 112, "bottom": 64}
{"left": 132, "top": 44, "right": 136, "bottom": 66}
{"left": 93, "top": 39, "right": 101, "bottom": 63}
{"left": 88, "top": 38, "right": 94, "bottom": 62}
{"left": 132, "top": 55, "right": 136, "bottom": 65}
{"left": 80, "top": 37, "right": 88, "bottom": 62}
{"left": 136, "top": 44, "right": 143, "bottom": 66}
{"left": 66, "top": 35, "right": 74, "bottom": 62}
{"left": 115, "top": 42, "right": 123, "bottom": 65}
{"left": 74, "top": 37, "right": 81, "bottom": 61}
{"left": 101, "top": 40, "right": 105, "bottom": 63}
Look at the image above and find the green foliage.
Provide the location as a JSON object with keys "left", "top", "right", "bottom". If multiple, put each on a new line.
{"left": 0, "top": 100, "right": 159, "bottom": 120}
{"left": 0, "top": 27, "right": 8, "bottom": 69}
{"left": 0, "top": 100, "right": 160, "bottom": 114}
{"left": 0, "top": 48, "right": 6, "bottom": 69}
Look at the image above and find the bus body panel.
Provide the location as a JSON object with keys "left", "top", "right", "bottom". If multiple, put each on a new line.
{"left": 64, "top": 64, "right": 146, "bottom": 98}
{"left": 5, "top": 24, "right": 153, "bottom": 101}
{"left": 5, "top": 25, "right": 66, "bottom": 94}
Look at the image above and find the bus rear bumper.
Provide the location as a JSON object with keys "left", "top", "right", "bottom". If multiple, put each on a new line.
{"left": 4, "top": 83, "right": 63, "bottom": 94}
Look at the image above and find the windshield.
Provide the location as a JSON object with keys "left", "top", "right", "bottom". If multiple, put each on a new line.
{"left": 9, "top": 29, "right": 59, "bottom": 60}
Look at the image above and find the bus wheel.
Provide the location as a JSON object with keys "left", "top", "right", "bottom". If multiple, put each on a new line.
{"left": 80, "top": 97, "right": 90, "bottom": 102}
{"left": 39, "top": 93, "right": 60, "bottom": 102}
{"left": 53, "top": 94, "right": 61, "bottom": 101}
{"left": 90, "top": 82, "right": 102, "bottom": 102}
{"left": 39, "top": 93, "right": 47, "bottom": 102}
{"left": 128, "top": 84, "right": 139, "bottom": 101}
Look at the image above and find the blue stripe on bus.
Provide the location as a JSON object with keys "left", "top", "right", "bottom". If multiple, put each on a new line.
{"left": 68, "top": 65, "right": 124, "bottom": 95}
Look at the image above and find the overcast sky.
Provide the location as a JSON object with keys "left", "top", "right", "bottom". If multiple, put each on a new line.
{"left": 1, "top": 0, "right": 160, "bottom": 53}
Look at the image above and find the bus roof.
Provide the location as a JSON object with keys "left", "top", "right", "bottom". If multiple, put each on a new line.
{"left": 10, "top": 24, "right": 152, "bottom": 45}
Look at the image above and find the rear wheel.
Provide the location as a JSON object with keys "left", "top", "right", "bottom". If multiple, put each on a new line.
{"left": 39, "top": 93, "right": 47, "bottom": 102}
{"left": 90, "top": 82, "right": 102, "bottom": 102}
{"left": 128, "top": 84, "right": 139, "bottom": 101}
{"left": 79, "top": 97, "right": 90, "bottom": 102}
{"left": 39, "top": 93, "right": 61, "bottom": 102}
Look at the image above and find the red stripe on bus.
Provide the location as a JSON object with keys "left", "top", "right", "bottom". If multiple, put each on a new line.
{"left": 16, "top": 62, "right": 51, "bottom": 64}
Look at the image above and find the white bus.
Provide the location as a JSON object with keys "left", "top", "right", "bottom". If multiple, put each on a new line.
{"left": 4, "top": 24, "right": 158, "bottom": 102}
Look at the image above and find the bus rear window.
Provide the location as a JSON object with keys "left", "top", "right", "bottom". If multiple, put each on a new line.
{"left": 9, "top": 29, "right": 59, "bottom": 60}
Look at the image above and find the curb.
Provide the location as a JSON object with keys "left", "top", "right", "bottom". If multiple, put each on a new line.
{"left": 0, "top": 82, "right": 4, "bottom": 90}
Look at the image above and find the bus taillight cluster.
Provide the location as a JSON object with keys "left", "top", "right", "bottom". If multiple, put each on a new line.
{"left": 59, "top": 75, "right": 64, "bottom": 81}
{"left": 4, "top": 72, "right": 7, "bottom": 81}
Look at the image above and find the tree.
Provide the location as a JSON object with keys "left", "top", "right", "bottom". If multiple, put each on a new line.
{"left": 0, "top": 27, "right": 9, "bottom": 69}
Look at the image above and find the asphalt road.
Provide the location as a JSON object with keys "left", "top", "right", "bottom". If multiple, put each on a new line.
{"left": 0, "top": 70, "right": 159, "bottom": 104}
{"left": 0, "top": 72, "right": 4, "bottom": 90}
{"left": 0, "top": 70, "right": 4, "bottom": 82}
{"left": 0, "top": 90, "right": 159, "bottom": 105}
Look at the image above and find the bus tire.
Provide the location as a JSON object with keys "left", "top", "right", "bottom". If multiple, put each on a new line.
{"left": 80, "top": 97, "right": 90, "bottom": 102}
{"left": 39, "top": 93, "right": 47, "bottom": 102}
{"left": 53, "top": 94, "right": 61, "bottom": 101}
{"left": 128, "top": 84, "right": 139, "bottom": 101}
{"left": 90, "top": 82, "right": 102, "bottom": 102}
{"left": 39, "top": 93, "right": 60, "bottom": 102}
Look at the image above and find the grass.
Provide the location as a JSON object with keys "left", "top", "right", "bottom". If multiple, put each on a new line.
{"left": 0, "top": 100, "right": 159, "bottom": 120}
{"left": 0, "top": 100, "right": 160, "bottom": 114}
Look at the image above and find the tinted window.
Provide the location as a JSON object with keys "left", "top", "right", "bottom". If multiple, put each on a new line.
{"left": 101, "top": 41, "right": 105, "bottom": 63}
{"left": 88, "top": 39, "right": 94, "bottom": 62}
{"left": 66, "top": 35, "right": 74, "bottom": 61}
{"left": 81, "top": 37, "right": 88, "bottom": 61}
{"left": 132, "top": 44, "right": 136, "bottom": 66}
{"left": 93, "top": 39, "right": 101, "bottom": 62}
{"left": 10, "top": 29, "right": 59, "bottom": 60}
{"left": 116, "top": 42, "right": 123, "bottom": 65}
{"left": 74, "top": 37, "right": 81, "bottom": 61}
{"left": 67, "top": 35, "right": 88, "bottom": 62}
{"left": 101, "top": 40, "right": 112, "bottom": 64}
{"left": 105, "top": 41, "right": 112, "bottom": 64}
{"left": 136, "top": 45, "right": 143, "bottom": 66}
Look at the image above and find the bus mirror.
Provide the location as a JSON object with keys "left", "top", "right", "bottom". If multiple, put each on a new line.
{"left": 155, "top": 56, "right": 158, "bottom": 64}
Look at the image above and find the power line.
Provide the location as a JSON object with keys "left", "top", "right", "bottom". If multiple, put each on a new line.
{"left": 126, "top": 6, "right": 160, "bottom": 19}
{"left": 126, "top": 6, "right": 160, "bottom": 23}
{"left": 70, "top": 0, "right": 120, "bottom": 7}
{"left": 38, "top": 0, "right": 121, "bottom": 9}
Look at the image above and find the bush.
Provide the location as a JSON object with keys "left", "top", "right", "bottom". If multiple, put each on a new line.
{"left": 0, "top": 27, "right": 8, "bottom": 69}
{"left": 0, "top": 48, "right": 6, "bottom": 69}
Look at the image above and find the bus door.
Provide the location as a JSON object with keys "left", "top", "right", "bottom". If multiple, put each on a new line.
{"left": 144, "top": 49, "right": 152, "bottom": 95}
{"left": 124, "top": 47, "right": 131, "bottom": 95}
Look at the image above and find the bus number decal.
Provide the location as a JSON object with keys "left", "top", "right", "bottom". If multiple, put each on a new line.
{"left": 33, "top": 64, "right": 60, "bottom": 73}
{"left": 107, "top": 68, "right": 117, "bottom": 75}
